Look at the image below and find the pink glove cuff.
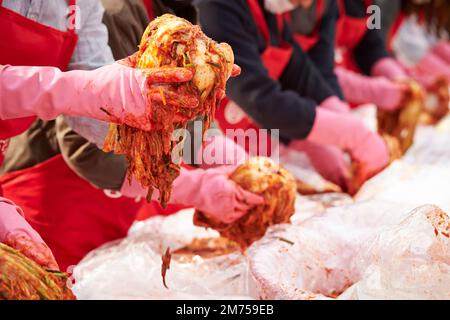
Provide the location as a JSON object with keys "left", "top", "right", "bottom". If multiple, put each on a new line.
{"left": 319, "top": 95, "right": 350, "bottom": 113}
{"left": 432, "top": 41, "right": 450, "bottom": 64}
{"left": 0, "top": 64, "right": 151, "bottom": 130}
{"left": 336, "top": 67, "right": 406, "bottom": 111}
{"left": 119, "top": 174, "right": 148, "bottom": 199}
{"left": 197, "top": 134, "right": 248, "bottom": 168}
{"left": 307, "top": 108, "right": 365, "bottom": 149}
{"left": 371, "top": 57, "right": 408, "bottom": 81}
{"left": 415, "top": 52, "right": 450, "bottom": 80}
{"left": 0, "top": 198, "right": 43, "bottom": 243}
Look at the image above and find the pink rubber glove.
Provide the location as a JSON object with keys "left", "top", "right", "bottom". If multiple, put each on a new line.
{"left": 119, "top": 174, "right": 148, "bottom": 200}
{"left": 336, "top": 67, "right": 408, "bottom": 111}
{"left": 0, "top": 59, "right": 196, "bottom": 131}
{"left": 371, "top": 57, "right": 409, "bottom": 81}
{"left": 307, "top": 108, "right": 389, "bottom": 183}
{"left": 409, "top": 51, "right": 450, "bottom": 85}
{"left": 170, "top": 167, "right": 264, "bottom": 224}
{"left": 319, "top": 96, "right": 350, "bottom": 113}
{"left": 197, "top": 134, "right": 248, "bottom": 169}
{"left": 431, "top": 41, "right": 450, "bottom": 64}
{"left": 288, "top": 140, "right": 351, "bottom": 189}
{"left": 0, "top": 197, "right": 59, "bottom": 270}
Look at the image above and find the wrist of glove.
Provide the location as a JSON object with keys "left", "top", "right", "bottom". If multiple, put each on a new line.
{"left": 197, "top": 134, "right": 248, "bottom": 169}
{"left": 412, "top": 52, "right": 450, "bottom": 83}
{"left": 0, "top": 198, "right": 59, "bottom": 270}
{"left": 371, "top": 57, "right": 408, "bottom": 81}
{"left": 119, "top": 173, "right": 148, "bottom": 200}
{"left": 319, "top": 96, "right": 350, "bottom": 113}
{"left": 171, "top": 167, "right": 264, "bottom": 224}
{"left": 431, "top": 41, "right": 450, "bottom": 64}
{"left": 336, "top": 67, "right": 407, "bottom": 111}
{"left": 307, "top": 108, "right": 389, "bottom": 182}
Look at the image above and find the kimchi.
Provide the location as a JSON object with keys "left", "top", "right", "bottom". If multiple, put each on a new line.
{"left": 194, "top": 157, "right": 297, "bottom": 249}
{"left": 103, "top": 14, "right": 238, "bottom": 206}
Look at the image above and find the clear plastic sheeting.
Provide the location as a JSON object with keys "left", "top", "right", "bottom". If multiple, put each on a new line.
{"left": 128, "top": 209, "right": 220, "bottom": 252}
{"left": 247, "top": 116, "right": 450, "bottom": 300}
{"left": 72, "top": 210, "right": 255, "bottom": 300}
{"left": 340, "top": 205, "right": 450, "bottom": 300}
{"left": 248, "top": 200, "right": 413, "bottom": 299}
{"left": 356, "top": 118, "right": 450, "bottom": 212}
{"left": 74, "top": 116, "right": 450, "bottom": 300}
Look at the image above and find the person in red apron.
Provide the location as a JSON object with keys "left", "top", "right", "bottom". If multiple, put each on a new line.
{"left": 0, "top": 0, "right": 205, "bottom": 271}
{"left": 0, "top": 0, "right": 78, "bottom": 270}
{"left": 335, "top": 0, "right": 446, "bottom": 119}
{"left": 334, "top": 0, "right": 408, "bottom": 85}
{"left": 286, "top": 0, "right": 346, "bottom": 100}
{"left": 384, "top": 0, "right": 450, "bottom": 86}
{"left": 196, "top": 0, "right": 390, "bottom": 191}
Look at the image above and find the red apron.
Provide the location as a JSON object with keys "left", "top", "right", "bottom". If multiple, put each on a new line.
{"left": 215, "top": 0, "right": 293, "bottom": 156}
{"left": 0, "top": 0, "right": 78, "bottom": 161}
{"left": 335, "top": 0, "right": 372, "bottom": 72}
{"left": 0, "top": 1, "right": 143, "bottom": 271}
{"left": 286, "top": 0, "right": 325, "bottom": 52}
{"left": 0, "top": 156, "right": 143, "bottom": 271}
{"left": 143, "top": 0, "right": 155, "bottom": 20}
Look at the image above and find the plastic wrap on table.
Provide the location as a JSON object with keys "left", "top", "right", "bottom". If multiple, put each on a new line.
{"left": 128, "top": 209, "right": 220, "bottom": 252}
{"left": 73, "top": 116, "right": 450, "bottom": 300}
{"left": 278, "top": 146, "right": 343, "bottom": 194}
{"left": 248, "top": 201, "right": 412, "bottom": 300}
{"left": 356, "top": 120, "right": 450, "bottom": 212}
{"left": 340, "top": 205, "right": 450, "bottom": 300}
{"left": 72, "top": 210, "right": 254, "bottom": 300}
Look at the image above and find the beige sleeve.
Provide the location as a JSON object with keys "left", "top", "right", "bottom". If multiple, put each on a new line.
{"left": 55, "top": 117, "right": 128, "bottom": 191}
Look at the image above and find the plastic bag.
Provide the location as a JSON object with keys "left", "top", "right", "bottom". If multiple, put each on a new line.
{"left": 356, "top": 123, "right": 450, "bottom": 212}
{"left": 72, "top": 210, "right": 254, "bottom": 300}
{"left": 340, "top": 205, "right": 450, "bottom": 300}
{"left": 248, "top": 200, "right": 412, "bottom": 299}
{"left": 74, "top": 116, "right": 450, "bottom": 300}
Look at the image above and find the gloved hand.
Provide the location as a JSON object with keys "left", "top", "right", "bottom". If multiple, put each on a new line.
{"left": 288, "top": 140, "right": 351, "bottom": 189}
{"left": 371, "top": 57, "right": 409, "bottom": 81}
{"left": 197, "top": 134, "right": 248, "bottom": 169}
{"left": 0, "top": 198, "right": 59, "bottom": 270}
{"left": 409, "top": 51, "right": 450, "bottom": 84}
{"left": 319, "top": 96, "right": 350, "bottom": 113}
{"left": 119, "top": 173, "right": 148, "bottom": 200}
{"left": 431, "top": 41, "right": 450, "bottom": 64}
{"left": 0, "top": 55, "right": 197, "bottom": 130}
{"left": 170, "top": 167, "right": 265, "bottom": 224}
{"left": 307, "top": 108, "right": 389, "bottom": 183}
{"left": 336, "top": 67, "right": 408, "bottom": 111}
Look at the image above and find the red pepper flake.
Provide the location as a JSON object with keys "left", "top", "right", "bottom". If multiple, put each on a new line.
{"left": 161, "top": 247, "right": 172, "bottom": 289}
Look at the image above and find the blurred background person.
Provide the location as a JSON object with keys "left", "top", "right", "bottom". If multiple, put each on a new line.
{"left": 195, "top": 0, "right": 390, "bottom": 191}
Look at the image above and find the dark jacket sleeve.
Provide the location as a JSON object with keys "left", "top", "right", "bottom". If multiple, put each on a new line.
{"left": 307, "top": 0, "right": 343, "bottom": 99}
{"left": 344, "top": 0, "right": 390, "bottom": 75}
{"left": 196, "top": 0, "right": 336, "bottom": 140}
